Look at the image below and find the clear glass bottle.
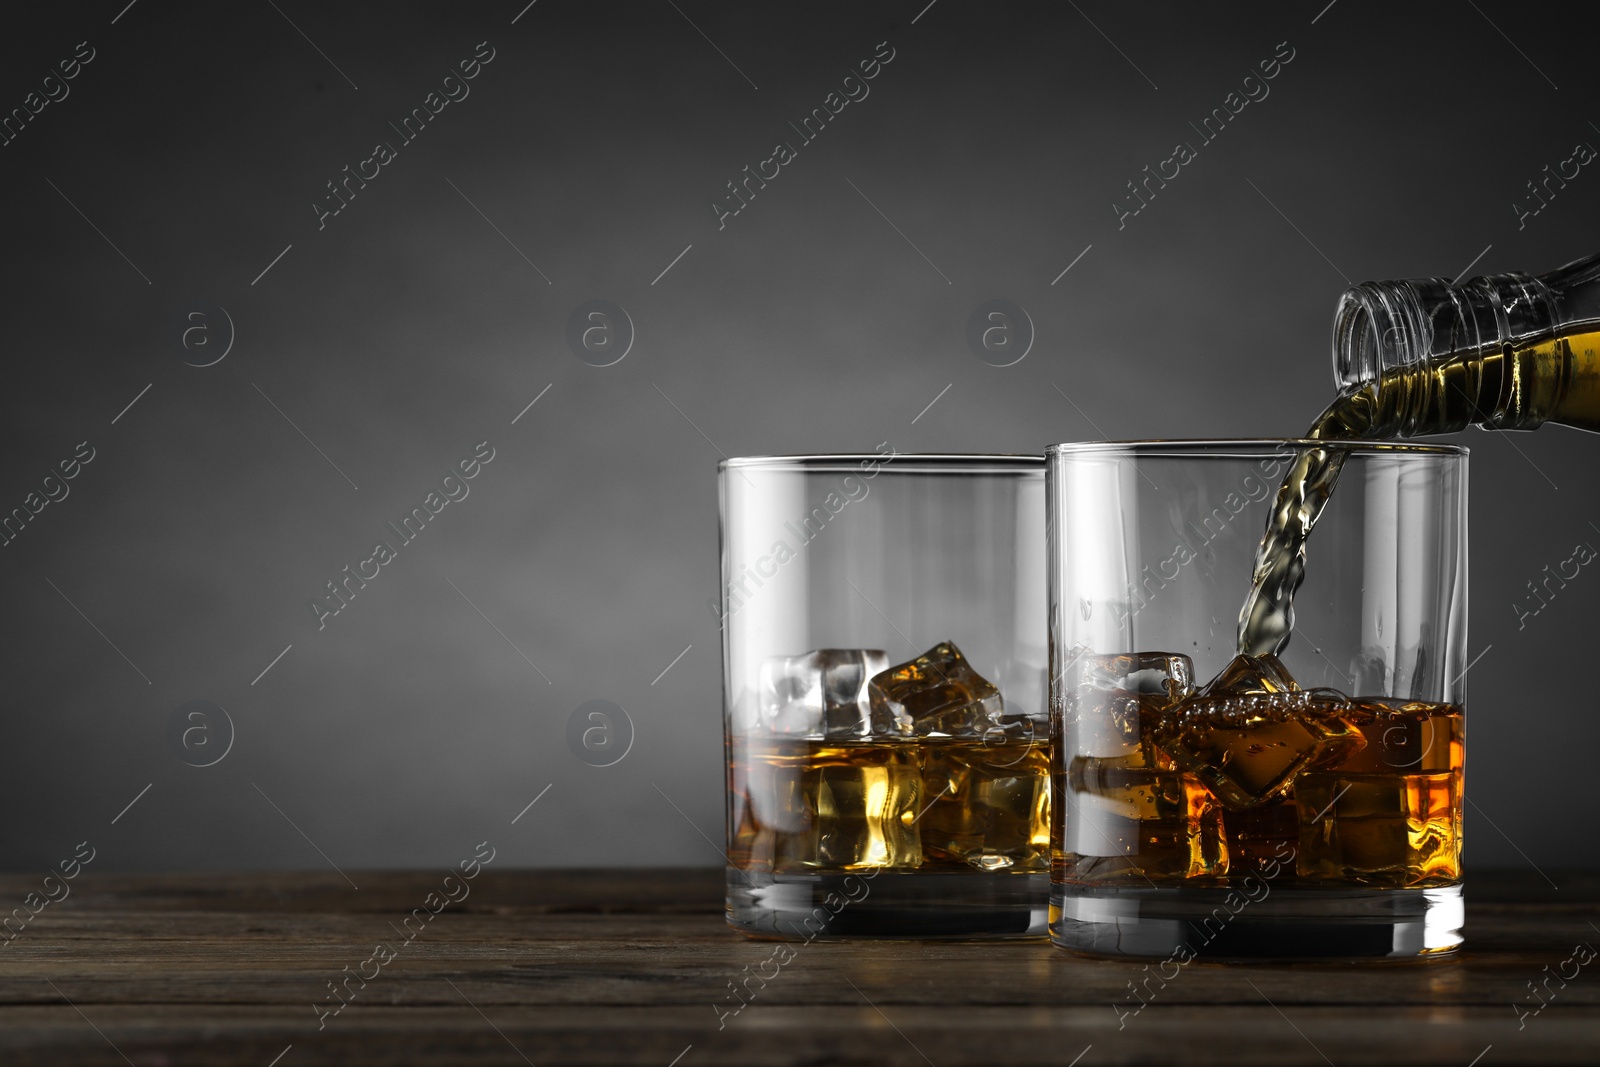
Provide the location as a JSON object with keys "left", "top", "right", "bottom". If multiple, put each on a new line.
{"left": 1324, "top": 252, "right": 1600, "bottom": 438}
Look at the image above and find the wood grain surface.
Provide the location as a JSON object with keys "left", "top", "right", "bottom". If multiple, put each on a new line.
{"left": 0, "top": 868, "right": 1594, "bottom": 1065}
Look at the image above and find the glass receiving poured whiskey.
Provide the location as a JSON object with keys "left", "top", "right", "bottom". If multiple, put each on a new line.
{"left": 1055, "top": 252, "right": 1599, "bottom": 959}
{"left": 1049, "top": 441, "right": 1468, "bottom": 960}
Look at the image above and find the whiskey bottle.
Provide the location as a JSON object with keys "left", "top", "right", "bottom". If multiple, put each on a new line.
{"left": 1323, "top": 252, "right": 1600, "bottom": 438}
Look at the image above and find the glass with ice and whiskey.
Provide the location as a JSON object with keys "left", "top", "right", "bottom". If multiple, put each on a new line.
{"left": 720, "top": 455, "right": 1048, "bottom": 938}
{"left": 1047, "top": 441, "right": 1467, "bottom": 959}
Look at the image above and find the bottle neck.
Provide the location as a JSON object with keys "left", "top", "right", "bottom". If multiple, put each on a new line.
{"left": 1330, "top": 272, "right": 1560, "bottom": 432}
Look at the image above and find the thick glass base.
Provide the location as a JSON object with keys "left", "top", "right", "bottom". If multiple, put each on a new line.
{"left": 727, "top": 868, "right": 1048, "bottom": 940}
{"left": 1050, "top": 882, "right": 1463, "bottom": 960}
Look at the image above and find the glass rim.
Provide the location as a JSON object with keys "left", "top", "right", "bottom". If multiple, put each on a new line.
{"left": 722, "top": 453, "right": 1045, "bottom": 473}
{"left": 1045, "top": 438, "right": 1469, "bottom": 458}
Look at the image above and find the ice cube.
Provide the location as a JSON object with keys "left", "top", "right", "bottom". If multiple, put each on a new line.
{"left": 814, "top": 746, "right": 923, "bottom": 869}
{"left": 758, "top": 649, "right": 889, "bottom": 737}
{"left": 1067, "top": 651, "right": 1195, "bottom": 762}
{"left": 1064, "top": 755, "right": 1228, "bottom": 880}
{"left": 736, "top": 735, "right": 813, "bottom": 827}
{"left": 1331, "top": 698, "right": 1462, "bottom": 775}
{"left": 919, "top": 746, "right": 982, "bottom": 864}
{"left": 1221, "top": 802, "right": 1299, "bottom": 874}
{"left": 918, "top": 741, "right": 1050, "bottom": 871}
{"left": 734, "top": 738, "right": 924, "bottom": 872}
{"left": 973, "top": 768, "right": 1050, "bottom": 869}
{"left": 1151, "top": 654, "right": 1363, "bottom": 811}
{"left": 1077, "top": 651, "right": 1197, "bottom": 701}
{"left": 868, "top": 641, "right": 1004, "bottom": 737}
{"left": 1205, "top": 652, "right": 1298, "bottom": 696}
{"left": 1296, "top": 770, "right": 1459, "bottom": 885}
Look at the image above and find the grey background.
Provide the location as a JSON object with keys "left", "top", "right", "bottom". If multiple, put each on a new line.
{"left": 1, "top": 0, "right": 1593, "bottom": 874}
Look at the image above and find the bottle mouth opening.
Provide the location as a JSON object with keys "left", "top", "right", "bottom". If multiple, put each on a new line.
{"left": 1332, "top": 281, "right": 1439, "bottom": 392}
{"left": 1332, "top": 288, "right": 1383, "bottom": 390}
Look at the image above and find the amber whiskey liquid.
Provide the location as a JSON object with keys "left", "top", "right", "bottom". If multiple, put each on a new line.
{"left": 729, "top": 735, "right": 1050, "bottom": 876}
{"left": 1059, "top": 697, "right": 1463, "bottom": 889}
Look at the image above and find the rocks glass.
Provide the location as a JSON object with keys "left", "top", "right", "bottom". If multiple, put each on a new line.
{"left": 1047, "top": 441, "right": 1468, "bottom": 959}
{"left": 720, "top": 453, "right": 1048, "bottom": 938}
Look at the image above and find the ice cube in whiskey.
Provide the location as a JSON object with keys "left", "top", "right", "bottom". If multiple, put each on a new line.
{"left": 1069, "top": 651, "right": 1195, "bottom": 765}
{"left": 731, "top": 738, "right": 924, "bottom": 871}
{"left": 1296, "top": 698, "right": 1464, "bottom": 886}
{"left": 1151, "top": 654, "right": 1363, "bottom": 810}
{"left": 1059, "top": 652, "right": 1228, "bottom": 881}
{"left": 868, "top": 640, "right": 1004, "bottom": 736}
{"left": 1064, "top": 755, "right": 1228, "bottom": 880}
{"left": 815, "top": 743, "right": 924, "bottom": 868}
{"left": 920, "top": 738, "right": 1050, "bottom": 871}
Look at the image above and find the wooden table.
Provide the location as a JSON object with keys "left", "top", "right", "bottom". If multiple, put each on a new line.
{"left": 0, "top": 868, "right": 1594, "bottom": 1065}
